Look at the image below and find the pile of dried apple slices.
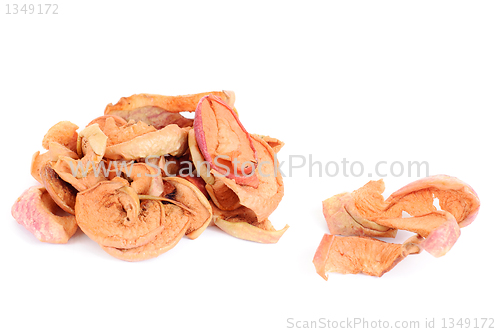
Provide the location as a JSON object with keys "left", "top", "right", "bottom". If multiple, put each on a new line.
{"left": 12, "top": 91, "right": 288, "bottom": 261}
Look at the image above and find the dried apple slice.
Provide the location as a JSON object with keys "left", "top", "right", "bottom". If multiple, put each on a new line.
{"left": 11, "top": 186, "right": 78, "bottom": 244}
{"left": 206, "top": 135, "right": 284, "bottom": 223}
{"left": 194, "top": 94, "right": 258, "bottom": 188}
{"left": 40, "top": 163, "right": 77, "bottom": 215}
{"left": 176, "top": 173, "right": 210, "bottom": 200}
{"left": 105, "top": 90, "right": 234, "bottom": 114}
{"left": 100, "top": 203, "right": 190, "bottom": 262}
{"left": 213, "top": 216, "right": 289, "bottom": 244}
{"left": 31, "top": 142, "right": 79, "bottom": 184}
{"left": 104, "top": 91, "right": 235, "bottom": 129}
{"left": 53, "top": 155, "right": 107, "bottom": 192}
{"left": 323, "top": 192, "right": 397, "bottom": 238}
{"left": 91, "top": 117, "right": 157, "bottom": 147}
{"left": 106, "top": 107, "right": 193, "bottom": 129}
{"left": 42, "top": 121, "right": 79, "bottom": 153}
{"left": 75, "top": 180, "right": 164, "bottom": 249}
{"left": 76, "top": 123, "right": 108, "bottom": 158}
{"left": 386, "top": 174, "right": 480, "bottom": 228}
{"left": 31, "top": 151, "right": 52, "bottom": 184}
{"left": 54, "top": 124, "right": 108, "bottom": 191}
{"left": 112, "top": 162, "right": 164, "bottom": 196}
{"left": 188, "top": 128, "right": 214, "bottom": 185}
{"left": 313, "top": 234, "right": 420, "bottom": 279}
{"left": 209, "top": 201, "right": 288, "bottom": 243}
{"left": 87, "top": 115, "right": 127, "bottom": 129}
{"left": 162, "top": 177, "right": 212, "bottom": 239}
{"left": 104, "top": 124, "right": 188, "bottom": 160}
{"left": 419, "top": 216, "right": 461, "bottom": 258}
{"left": 256, "top": 134, "right": 285, "bottom": 154}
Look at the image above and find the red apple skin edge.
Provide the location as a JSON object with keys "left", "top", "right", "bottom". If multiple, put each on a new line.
{"left": 193, "top": 94, "right": 259, "bottom": 187}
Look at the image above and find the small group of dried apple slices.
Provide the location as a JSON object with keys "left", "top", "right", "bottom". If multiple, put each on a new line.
{"left": 12, "top": 90, "right": 288, "bottom": 262}
{"left": 314, "top": 175, "right": 480, "bottom": 279}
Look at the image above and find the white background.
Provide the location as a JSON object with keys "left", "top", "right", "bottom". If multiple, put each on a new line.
{"left": 1, "top": 1, "right": 499, "bottom": 330}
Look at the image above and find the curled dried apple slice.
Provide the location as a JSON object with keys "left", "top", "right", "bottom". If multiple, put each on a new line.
{"left": 209, "top": 201, "right": 288, "bottom": 243}
{"left": 323, "top": 192, "right": 396, "bottom": 238}
{"left": 40, "top": 163, "right": 77, "bottom": 215}
{"left": 255, "top": 134, "right": 285, "bottom": 154}
{"left": 107, "top": 107, "right": 193, "bottom": 129}
{"left": 53, "top": 124, "right": 109, "bottom": 191}
{"left": 109, "top": 162, "right": 163, "bottom": 196}
{"left": 162, "top": 177, "right": 212, "bottom": 239}
{"left": 100, "top": 203, "right": 190, "bottom": 262}
{"left": 206, "top": 135, "right": 284, "bottom": 223}
{"left": 194, "top": 94, "right": 258, "bottom": 188}
{"left": 411, "top": 211, "right": 461, "bottom": 258}
{"left": 176, "top": 174, "right": 210, "bottom": 200}
{"left": 31, "top": 151, "right": 52, "bottom": 184}
{"left": 11, "top": 186, "right": 78, "bottom": 244}
{"left": 87, "top": 115, "right": 127, "bottom": 129}
{"left": 31, "top": 142, "right": 78, "bottom": 184}
{"left": 75, "top": 180, "right": 164, "bottom": 249}
{"left": 105, "top": 90, "right": 235, "bottom": 113}
{"left": 104, "top": 124, "right": 188, "bottom": 160}
{"left": 42, "top": 121, "right": 79, "bottom": 153}
{"left": 104, "top": 91, "right": 235, "bottom": 129}
{"left": 313, "top": 234, "right": 420, "bottom": 279}
{"left": 76, "top": 123, "right": 108, "bottom": 158}
{"left": 213, "top": 216, "right": 289, "bottom": 244}
{"left": 90, "top": 117, "right": 156, "bottom": 147}
{"left": 188, "top": 128, "right": 214, "bottom": 185}
{"left": 386, "top": 174, "right": 480, "bottom": 228}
